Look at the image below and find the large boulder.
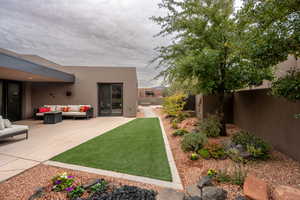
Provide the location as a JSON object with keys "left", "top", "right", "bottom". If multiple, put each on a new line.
{"left": 243, "top": 175, "right": 268, "bottom": 200}
{"left": 197, "top": 176, "right": 213, "bottom": 189}
{"left": 273, "top": 185, "right": 300, "bottom": 200}
{"left": 202, "top": 186, "right": 227, "bottom": 200}
{"left": 186, "top": 184, "right": 201, "bottom": 197}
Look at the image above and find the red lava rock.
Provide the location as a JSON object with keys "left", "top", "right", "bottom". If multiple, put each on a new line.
{"left": 273, "top": 185, "right": 300, "bottom": 200}
{"left": 243, "top": 174, "right": 268, "bottom": 200}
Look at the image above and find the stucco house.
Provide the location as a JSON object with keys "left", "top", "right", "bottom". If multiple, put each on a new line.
{"left": 0, "top": 48, "right": 138, "bottom": 121}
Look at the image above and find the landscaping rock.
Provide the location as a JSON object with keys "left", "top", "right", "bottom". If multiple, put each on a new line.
{"left": 186, "top": 184, "right": 200, "bottom": 197}
{"left": 273, "top": 185, "right": 300, "bottom": 200}
{"left": 243, "top": 174, "right": 268, "bottom": 200}
{"left": 202, "top": 186, "right": 227, "bottom": 200}
{"left": 184, "top": 196, "right": 202, "bottom": 200}
{"left": 236, "top": 144, "right": 244, "bottom": 152}
{"left": 82, "top": 179, "right": 102, "bottom": 189}
{"left": 197, "top": 176, "right": 213, "bottom": 189}
{"left": 28, "top": 187, "right": 45, "bottom": 200}
{"left": 239, "top": 151, "right": 252, "bottom": 159}
{"left": 157, "top": 188, "right": 185, "bottom": 200}
{"left": 235, "top": 195, "right": 247, "bottom": 200}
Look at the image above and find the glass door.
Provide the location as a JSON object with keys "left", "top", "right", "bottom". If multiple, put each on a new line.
{"left": 0, "top": 80, "right": 22, "bottom": 121}
{"left": 98, "top": 83, "right": 123, "bottom": 116}
{"left": 6, "top": 82, "right": 22, "bottom": 121}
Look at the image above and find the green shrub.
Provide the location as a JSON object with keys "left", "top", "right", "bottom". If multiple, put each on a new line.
{"left": 190, "top": 153, "right": 199, "bottom": 160}
{"left": 181, "top": 133, "right": 208, "bottom": 152}
{"left": 211, "top": 166, "right": 247, "bottom": 186}
{"left": 206, "top": 143, "right": 227, "bottom": 159}
{"left": 207, "top": 169, "right": 218, "bottom": 178}
{"left": 163, "top": 93, "right": 187, "bottom": 118}
{"left": 90, "top": 180, "right": 108, "bottom": 194}
{"left": 198, "top": 114, "right": 221, "bottom": 137}
{"left": 197, "top": 148, "right": 211, "bottom": 159}
{"left": 52, "top": 172, "right": 74, "bottom": 192}
{"left": 67, "top": 186, "right": 85, "bottom": 199}
{"left": 232, "top": 131, "right": 270, "bottom": 160}
{"left": 172, "top": 129, "right": 189, "bottom": 136}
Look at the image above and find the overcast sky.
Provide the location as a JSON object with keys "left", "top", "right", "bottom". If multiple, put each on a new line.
{"left": 0, "top": 0, "right": 243, "bottom": 88}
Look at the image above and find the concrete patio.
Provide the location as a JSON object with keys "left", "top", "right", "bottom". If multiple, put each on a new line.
{"left": 0, "top": 117, "right": 134, "bottom": 182}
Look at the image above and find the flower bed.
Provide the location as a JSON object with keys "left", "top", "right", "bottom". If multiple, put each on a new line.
{"left": 154, "top": 107, "right": 300, "bottom": 199}
{"left": 0, "top": 164, "right": 162, "bottom": 200}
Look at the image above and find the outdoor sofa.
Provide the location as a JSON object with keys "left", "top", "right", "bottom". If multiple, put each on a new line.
{"left": 0, "top": 116, "right": 29, "bottom": 140}
{"left": 34, "top": 105, "right": 94, "bottom": 120}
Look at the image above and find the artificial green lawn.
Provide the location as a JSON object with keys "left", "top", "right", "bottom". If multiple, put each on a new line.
{"left": 51, "top": 118, "right": 172, "bottom": 181}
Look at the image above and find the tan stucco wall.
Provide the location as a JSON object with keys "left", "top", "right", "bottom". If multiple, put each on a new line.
{"left": 30, "top": 66, "right": 137, "bottom": 117}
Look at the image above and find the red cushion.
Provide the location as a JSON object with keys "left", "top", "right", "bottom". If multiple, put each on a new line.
{"left": 80, "top": 106, "right": 90, "bottom": 112}
{"left": 39, "top": 107, "right": 50, "bottom": 113}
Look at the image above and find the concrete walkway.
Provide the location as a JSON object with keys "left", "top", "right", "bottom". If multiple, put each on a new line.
{"left": 0, "top": 117, "right": 134, "bottom": 182}
{"left": 139, "top": 106, "right": 160, "bottom": 118}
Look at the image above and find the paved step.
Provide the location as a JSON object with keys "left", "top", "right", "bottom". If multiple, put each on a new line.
{"left": 157, "top": 188, "right": 185, "bottom": 200}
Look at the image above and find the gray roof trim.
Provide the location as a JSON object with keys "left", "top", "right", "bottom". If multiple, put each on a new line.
{"left": 0, "top": 52, "right": 75, "bottom": 83}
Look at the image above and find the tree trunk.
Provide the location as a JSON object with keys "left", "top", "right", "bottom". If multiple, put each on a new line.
{"left": 218, "top": 91, "right": 227, "bottom": 136}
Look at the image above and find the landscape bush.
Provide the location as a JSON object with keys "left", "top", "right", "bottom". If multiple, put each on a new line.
{"left": 163, "top": 93, "right": 187, "bottom": 120}
{"left": 232, "top": 131, "right": 270, "bottom": 160}
{"left": 198, "top": 114, "right": 221, "bottom": 137}
{"left": 208, "top": 166, "right": 247, "bottom": 186}
{"left": 172, "top": 129, "right": 189, "bottom": 136}
{"left": 181, "top": 132, "right": 208, "bottom": 152}
{"left": 206, "top": 143, "right": 227, "bottom": 159}
{"left": 90, "top": 180, "right": 108, "bottom": 194}
{"left": 197, "top": 148, "right": 211, "bottom": 159}
{"left": 190, "top": 153, "right": 199, "bottom": 160}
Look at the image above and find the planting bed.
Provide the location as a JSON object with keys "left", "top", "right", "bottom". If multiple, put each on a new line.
{"left": 0, "top": 164, "right": 162, "bottom": 200}
{"left": 154, "top": 107, "right": 300, "bottom": 200}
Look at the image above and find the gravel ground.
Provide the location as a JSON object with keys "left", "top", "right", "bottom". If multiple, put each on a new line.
{"left": 154, "top": 108, "right": 300, "bottom": 200}
{"left": 0, "top": 164, "right": 162, "bottom": 200}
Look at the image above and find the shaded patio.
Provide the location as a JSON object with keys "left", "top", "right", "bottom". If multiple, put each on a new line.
{"left": 0, "top": 117, "right": 134, "bottom": 182}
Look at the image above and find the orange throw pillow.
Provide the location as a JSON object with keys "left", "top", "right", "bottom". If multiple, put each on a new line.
{"left": 62, "top": 107, "right": 70, "bottom": 112}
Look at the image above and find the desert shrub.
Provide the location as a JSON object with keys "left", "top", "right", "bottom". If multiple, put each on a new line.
{"left": 67, "top": 186, "right": 85, "bottom": 199}
{"left": 163, "top": 93, "right": 187, "bottom": 120}
{"left": 232, "top": 131, "right": 270, "bottom": 160}
{"left": 52, "top": 172, "right": 74, "bottom": 192}
{"left": 181, "top": 133, "right": 208, "bottom": 152}
{"left": 172, "top": 129, "right": 189, "bottom": 136}
{"left": 198, "top": 114, "right": 221, "bottom": 137}
{"left": 197, "top": 148, "right": 211, "bottom": 159}
{"left": 190, "top": 153, "right": 199, "bottom": 160}
{"left": 209, "top": 166, "right": 247, "bottom": 186}
{"left": 206, "top": 143, "right": 227, "bottom": 159}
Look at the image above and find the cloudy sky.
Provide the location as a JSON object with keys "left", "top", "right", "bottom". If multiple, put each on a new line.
{"left": 0, "top": 0, "right": 243, "bottom": 88}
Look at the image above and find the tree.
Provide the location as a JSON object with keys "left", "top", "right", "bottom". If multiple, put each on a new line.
{"left": 152, "top": 0, "right": 273, "bottom": 136}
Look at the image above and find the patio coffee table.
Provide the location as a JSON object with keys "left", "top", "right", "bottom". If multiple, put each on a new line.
{"left": 44, "top": 112, "right": 63, "bottom": 124}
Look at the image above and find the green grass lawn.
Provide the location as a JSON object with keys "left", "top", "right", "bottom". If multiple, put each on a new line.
{"left": 51, "top": 118, "right": 172, "bottom": 181}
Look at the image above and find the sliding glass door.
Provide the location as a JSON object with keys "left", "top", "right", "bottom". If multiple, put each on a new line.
{"left": 0, "top": 80, "right": 22, "bottom": 121}
{"left": 98, "top": 83, "right": 123, "bottom": 116}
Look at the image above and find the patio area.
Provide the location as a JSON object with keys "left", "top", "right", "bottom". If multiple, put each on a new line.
{"left": 0, "top": 117, "right": 134, "bottom": 182}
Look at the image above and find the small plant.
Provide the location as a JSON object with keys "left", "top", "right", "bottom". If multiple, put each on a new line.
{"left": 207, "top": 169, "right": 217, "bottom": 178}
{"left": 172, "top": 129, "right": 189, "bottom": 136}
{"left": 211, "top": 166, "right": 247, "bottom": 186}
{"left": 190, "top": 153, "right": 199, "bottom": 160}
{"left": 215, "top": 169, "right": 231, "bottom": 183}
{"left": 232, "top": 131, "right": 270, "bottom": 160}
{"left": 198, "top": 114, "right": 221, "bottom": 137}
{"left": 67, "top": 186, "right": 85, "bottom": 199}
{"left": 181, "top": 133, "right": 208, "bottom": 152}
{"left": 206, "top": 143, "right": 227, "bottom": 159}
{"left": 171, "top": 120, "right": 179, "bottom": 129}
{"left": 90, "top": 180, "right": 108, "bottom": 194}
{"left": 52, "top": 172, "right": 75, "bottom": 192}
{"left": 197, "top": 148, "right": 211, "bottom": 159}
